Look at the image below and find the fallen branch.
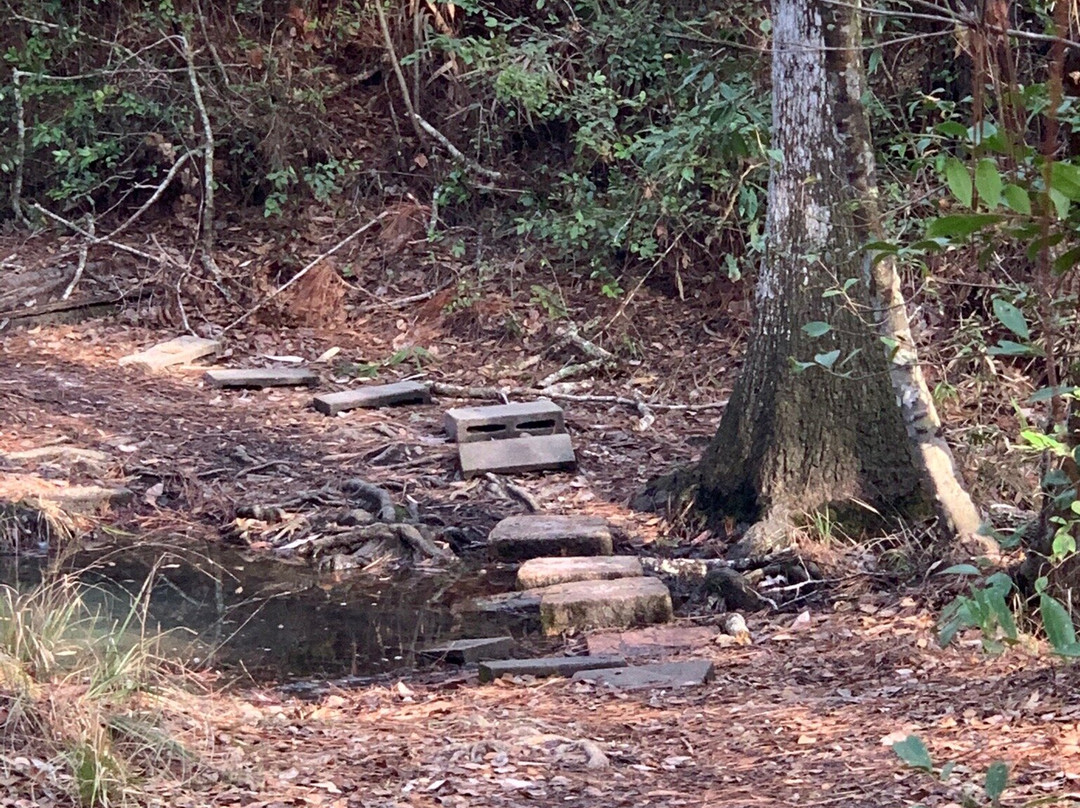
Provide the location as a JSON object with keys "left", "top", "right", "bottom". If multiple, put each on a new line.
{"left": 374, "top": 0, "right": 425, "bottom": 143}
{"left": 429, "top": 382, "right": 728, "bottom": 413}
{"left": 31, "top": 204, "right": 177, "bottom": 266}
{"left": 343, "top": 479, "right": 398, "bottom": 523}
{"left": 538, "top": 358, "right": 610, "bottom": 389}
{"left": 483, "top": 473, "right": 540, "bottom": 513}
{"left": 413, "top": 115, "right": 503, "bottom": 181}
{"left": 62, "top": 212, "right": 94, "bottom": 300}
{"left": 554, "top": 324, "right": 614, "bottom": 360}
{"left": 221, "top": 211, "right": 390, "bottom": 334}
{"left": 179, "top": 33, "right": 224, "bottom": 285}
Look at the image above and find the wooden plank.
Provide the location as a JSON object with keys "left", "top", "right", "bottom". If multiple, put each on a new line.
{"left": 205, "top": 368, "right": 318, "bottom": 389}
{"left": 313, "top": 381, "right": 432, "bottom": 415}
{"left": 119, "top": 336, "right": 220, "bottom": 371}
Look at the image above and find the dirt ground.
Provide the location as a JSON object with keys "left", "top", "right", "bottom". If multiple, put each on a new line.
{"left": 0, "top": 233, "right": 1074, "bottom": 806}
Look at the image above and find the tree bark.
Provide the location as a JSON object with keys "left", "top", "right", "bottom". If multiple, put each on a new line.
{"left": 692, "top": 0, "right": 928, "bottom": 556}
{"left": 830, "top": 0, "right": 985, "bottom": 546}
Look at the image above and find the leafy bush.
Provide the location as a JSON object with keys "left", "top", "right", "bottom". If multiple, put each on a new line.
{"left": 428, "top": 0, "right": 770, "bottom": 291}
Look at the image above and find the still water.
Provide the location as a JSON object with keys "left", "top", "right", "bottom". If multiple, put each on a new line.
{"left": 1, "top": 544, "right": 525, "bottom": 681}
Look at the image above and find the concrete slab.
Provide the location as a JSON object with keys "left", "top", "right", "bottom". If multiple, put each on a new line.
{"left": 119, "top": 335, "right": 220, "bottom": 371}
{"left": 572, "top": 659, "right": 715, "bottom": 690}
{"left": 586, "top": 625, "right": 719, "bottom": 657}
{"left": 489, "top": 514, "right": 612, "bottom": 562}
{"left": 517, "top": 555, "right": 642, "bottom": 589}
{"left": 459, "top": 434, "right": 575, "bottom": 478}
{"left": 445, "top": 399, "right": 565, "bottom": 443}
{"left": 539, "top": 576, "right": 673, "bottom": 636}
{"left": 205, "top": 368, "right": 318, "bottom": 389}
{"left": 418, "top": 636, "right": 515, "bottom": 664}
{"left": 478, "top": 655, "right": 626, "bottom": 683}
{"left": 313, "top": 381, "right": 432, "bottom": 415}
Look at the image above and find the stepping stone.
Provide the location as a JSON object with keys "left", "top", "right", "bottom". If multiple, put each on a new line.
{"left": 539, "top": 576, "right": 673, "bottom": 636}
{"left": 313, "top": 381, "right": 432, "bottom": 415}
{"left": 418, "top": 636, "right": 514, "bottom": 665}
{"left": 572, "top": 660, "right": 715, "bottom": 690}
{"left": 478, "top": 655, "right": 626, "bottom": 683}
{"left": 119, "top": 335, "right": 220, "bottom": 371}
{"left": 459, "top": 434, "right": 575, "bottom": 478}
{"left": 586, "top": 625, "right": 719, "bottom": 657}
{"left": 455, "top": 590, "right": 543, "bottom": 618}
{"left": 205, "top": 368, "right": 318, "bottom": 389}
{"left": 517, "top": 556, "right": 643, "bottom": 589}
{"left": 489, "top": 514, "right": 613, "bottom": 562}
{"left": 445, "top": 399, "right": 565, "bottom": 443}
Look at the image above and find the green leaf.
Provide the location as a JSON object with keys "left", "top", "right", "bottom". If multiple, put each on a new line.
{"left": 893, "top": 736, "right": 934, "bottom": 772}
{"left": 944, "top": 157, "right": 973, "bottom": 208}
{"left": 1050, "top": 187, "right": 1071, "bottom": 219}
{"left": 940, "top": 564, "right": 981, "bottom": 575}
{"left": 975, "top": 159, "right": 1002, "bottom": 209}
{"left": 1053, "top": 531, "right": 1076, "bottom": 559}
{"left": 935, "top": 121, "right": 968, "bottom": 139}
{"left": 1028, "top": 385, "right": 1077, "bottom": 403}
{"left": 986, "top": 340, "right": 1041, "bottom": 357}
{"left": 1040, "top": 592, "right": 1078, "bottom": 651}
{"left": 926, "top": 214, "right": 1003, "bottom": 239}
{"left": 1001, "top": 184, "right": 1032, "bottom": 215}
{"left": 991, "top": 297, "right": 1029, "bottom": 339}
{"left": 1053, "top": 245, "right": 1080, "bottom": 275}
{"left": 1051, "top": 161, "right": 1080, "bottom": 200}
{"left": 815, "top": 349, "right": 841, "bottom": 369}
{"left": 984, "top": 762, "right": 1008, "bottom": 802}
{"left": 802, "top": 321, "right": 831, "bottom": 337}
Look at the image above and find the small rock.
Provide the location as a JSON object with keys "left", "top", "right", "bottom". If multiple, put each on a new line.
{"left": 517, "top": 556, "right": 642, "bottom": 589}
{"left": 703, "top": 566, "right": 771, "bottom": 612}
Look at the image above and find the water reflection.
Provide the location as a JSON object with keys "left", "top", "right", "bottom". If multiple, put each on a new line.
{"left": 0, "top": 544, "right": 522, "bottom": 681}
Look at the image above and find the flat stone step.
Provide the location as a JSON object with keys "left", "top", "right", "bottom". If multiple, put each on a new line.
{"left": 459, "top": 434, "right": 575, "bottom": 478}
{"left": 478, "top": 655, "right": 626, "bottom": 683}
{"left": 539, "top": 576, "right": 673, "bottom": 636}
{"left": 489, "top": 514, "right": 612, "bottom": 562}
{"left": 517, "top": 556, "right": 642, "bottom": 589}
{"left": 313, "top": 381, "right": 432, "bottom": 415}
{"left": 205, "top": 368, "right": 318, "bottom": 389}
{"left": 445, "top": 399, "right": 565, "bottom": 443}
{"left": 586, "top": 625, "right": 720, "bottom": 657}
{"left": 417, "top": 636, "right": 514, "bottom": 665}
{"left": 572, "top": 660, "right": 715, "bottom": 690}
{"left": 119, "top": 335, "right": 220, "bottom": 371}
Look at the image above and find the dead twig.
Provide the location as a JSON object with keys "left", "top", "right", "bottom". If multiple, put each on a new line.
{"left": 538, "top": 358, "right": 611, "bottom": 388}
{"left": 429, "top": 382, "right": 727, "bottom": 413}
{"left": 483, "top": 474, "right": 540, "bottom": 513}
{"left": 178, "top": 33, "right": 224, "bottom": 287}
{"left": 62, "top": 212, "right": 94, "bottom": 300}
{"left": 221, "top": 211, "right": 390, "bottom": 334}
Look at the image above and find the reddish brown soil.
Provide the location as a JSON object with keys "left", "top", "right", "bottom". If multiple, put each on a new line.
{"left": 0, "top": 232, "right": 1070, "bottom": 807}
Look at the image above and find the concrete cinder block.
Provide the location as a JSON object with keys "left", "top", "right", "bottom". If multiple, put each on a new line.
{"left": 445, "top": 399, "right": 565, "bottom": 443}
{"left": 313, "top": 381, "right": 432, "bottom": 415}
{"left": 517, "top": 556, "right": 643, "bottom": 589}
{"left": 478, "top": 655, "right": 626, "bottom": 683}
{"left": 539, "top": 576, "right": 673, "bottom": 636}
{"left": 205, "top": 368, "right": 318, "bottom": 389}
{"left": 458, "top": 433, "right": 575, "bottom": 478}
{"left": 571, "top": 659, "right": 715, "bottom": 690}
{"left": 489, "top": 514, "right": 612, "bottom": 561}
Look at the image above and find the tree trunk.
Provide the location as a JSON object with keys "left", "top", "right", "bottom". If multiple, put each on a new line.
{"left": 830, "top": 0, "right": 985, "bottom": 545}
{"left": 693, "top": 0, "right": 928, "bottom": 556}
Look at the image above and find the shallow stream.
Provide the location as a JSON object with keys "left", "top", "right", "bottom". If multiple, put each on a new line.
{"left": 1, "top": 544, "right": 526, "bottom": 681}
